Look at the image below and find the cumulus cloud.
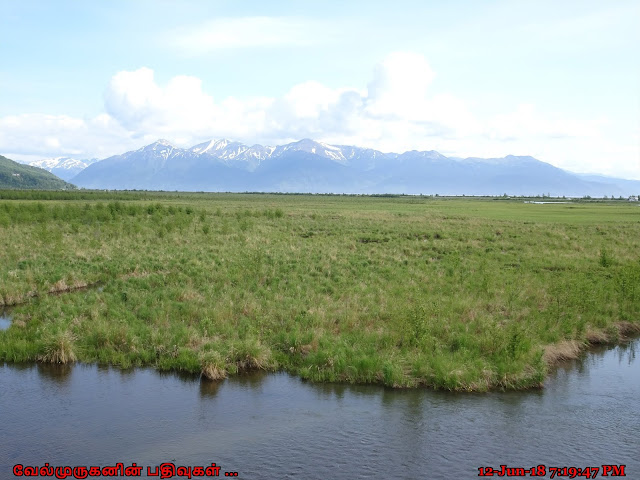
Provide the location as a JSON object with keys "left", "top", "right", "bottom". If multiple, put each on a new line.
{"left": 0, "top": 114, "right": 86, "bottom": 156}
{"left": 1, "top": 51, "right": 636, "bottom": 179}
{"left": 0, "top": 113, "right": 134, "bottom": 161}
{"left": 103, "top": 67, "right": 275, "bottom": 142}
{"left": 105, "top": 68, "right": 219, "bottom": 134}
{"left": 365, "top": 52, "right": 435, "bottom": 120}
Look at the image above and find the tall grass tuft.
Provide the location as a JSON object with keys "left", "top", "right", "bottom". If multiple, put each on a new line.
{"left": 200, "top": 351, "right": 227, "bottom": 381}
{"left": 38, "top": 331, "right": 77, "bottom": 364}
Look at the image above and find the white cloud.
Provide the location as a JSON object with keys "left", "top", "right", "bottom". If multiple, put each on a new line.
{"left": 486, "top": 104, "right": 604, "bottom": 141}
{"left": 1, "top": 52, "right": 637, "bottom": 179}
{"left": 0, "top": 114, "right": 86, "bottom": 156}
{"left": 170, "top": 16, "right": 331, "bottom": 54}
{"left": 283, "top": 81, "right": 343, "bottom": 119}
{"left": 0, "top": 113, "right": 134, "bottom": 160}
{"left": 105, "top": 68, "right": 219, "bottom": 134}
{"left": 365, "top": 52, "right": 435, "bottom": 120}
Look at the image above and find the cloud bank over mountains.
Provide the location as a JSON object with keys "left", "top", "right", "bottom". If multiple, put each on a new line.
{"left": 0, "top": 52, "right": 635, "bottom": 179}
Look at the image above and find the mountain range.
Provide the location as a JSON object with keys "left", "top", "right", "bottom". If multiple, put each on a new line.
{"left": 18, "top": 139, "right": 640, "bottom": 196}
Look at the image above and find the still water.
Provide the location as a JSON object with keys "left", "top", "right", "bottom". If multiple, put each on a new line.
{"left": 1, "top": 339, "right": 638, "bottom": 479}
{"left": 0, "top": 309, "right": 11, "bottom": 331}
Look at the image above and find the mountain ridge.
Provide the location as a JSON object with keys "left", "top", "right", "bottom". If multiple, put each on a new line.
{"left": 33, "top": 138, "right": 639, "bottom": 196}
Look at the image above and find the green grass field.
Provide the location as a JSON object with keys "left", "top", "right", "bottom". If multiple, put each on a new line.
{"left": 1, "top": 192, "right": 639, "bottom": 390}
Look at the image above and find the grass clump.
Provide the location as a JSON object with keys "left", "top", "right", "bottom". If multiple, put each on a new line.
{"left": 200, "top": 351, "right": 227, "bottom": 381}
{"left": 38, "top": 331, "right": 78, "bottom": 364}
{"left": 226, "top": 339, "right": 275, "bottom": 373}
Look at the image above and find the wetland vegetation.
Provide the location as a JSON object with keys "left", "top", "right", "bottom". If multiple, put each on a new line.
{"left": 1, "top": 191, "right": 638, "bottom": 390}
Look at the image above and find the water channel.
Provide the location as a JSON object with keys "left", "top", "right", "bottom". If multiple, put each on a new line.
{"left": 1, "top": 333, "right": 638, "bottom": 479}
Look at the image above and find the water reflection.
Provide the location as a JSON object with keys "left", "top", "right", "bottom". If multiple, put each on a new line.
{"left": 311, "top": 380, "right": 351, "bottom": 401}
{"left": 230, "top": 370, "right": 269, "bottom": 392}
{"left": 199, "top": 378, "right": 222, "bottom": 398}
{"left": 621, "top": 340, "right": 636, "bottom": 364}
{"left": 157, "top": 368, "right": 199, "bottom": 386}
{"left": 36, "top": 362, "right": 73, "bottom": 385}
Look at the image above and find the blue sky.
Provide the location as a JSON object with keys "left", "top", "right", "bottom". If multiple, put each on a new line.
{"left": 1, "top": 0, "right": 638, "bottom": 178}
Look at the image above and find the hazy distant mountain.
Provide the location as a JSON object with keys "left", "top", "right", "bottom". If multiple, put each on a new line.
{"left": 70, "top": 139, "right": 640, "bottom": 196}
{"left": 0, "top": 155, "right": 75, "bottom": 190}
{"left": 28, "top": 157, "right": 99, "bottom": 181}
{"left": 572, "top": 173, "right": 640, "bottom": 198}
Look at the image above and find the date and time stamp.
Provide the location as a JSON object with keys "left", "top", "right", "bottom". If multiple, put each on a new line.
{"left": 478, "top": 464, "right": 627, "bottom": 478}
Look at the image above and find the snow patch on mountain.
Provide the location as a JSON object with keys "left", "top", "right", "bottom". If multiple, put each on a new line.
{"left": 30, "top": 157, "right": 88, "bottom": 170}
{"left": 28, "top": 157, "right": 101, "bottom": 181}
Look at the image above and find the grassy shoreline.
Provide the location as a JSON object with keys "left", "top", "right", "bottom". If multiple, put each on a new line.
{"left": 1, "top": 192, "right": 639, "bottom": 391}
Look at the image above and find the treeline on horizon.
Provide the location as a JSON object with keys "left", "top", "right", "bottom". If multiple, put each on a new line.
{"left": 0, "top": 189, "right": 637, "bottom": 202}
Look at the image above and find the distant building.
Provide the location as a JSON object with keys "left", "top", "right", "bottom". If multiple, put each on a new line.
{"left": 629, "top": 196, "right": 638, "bottom": 202}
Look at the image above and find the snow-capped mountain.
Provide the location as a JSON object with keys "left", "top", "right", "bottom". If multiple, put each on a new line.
{"left": 69, "top": 138, "right": 640, "bottom": 196}
{"left": 28, "top": 157, "right": 99, "bottom": 181}
{"left": 189, "top": 139, "right": 274, "bottom": 171}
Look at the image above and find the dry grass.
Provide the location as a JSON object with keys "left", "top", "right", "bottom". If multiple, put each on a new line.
{"left": 48, "top": 279, "right": 69, "bottom": 294}
{"left": 177, "top": 289, "right": 204, "bottom": 302}
{"left": 616, "top": 321, "right": 640, "bottom": 337}
{"left": 543, "top": 340, "right": 583, "bottom": 366}
{"left": 586, "top": 322, "right": 640, "bottom": 345}
{"left": 585, "top": 329, "right": 610, "bottom": 344}
{"left": 200, "top": 351, "right": 227, "bottom": 381}
{"left": 120, "top": 269, "right": 151, "bottom": 280}
{"left": 234, "top": 353, "right": 269, "bottom": 371}
{"left": 12, "top": 319, "right": 26, "bottom": 328}
{"left": 2, "top": 290, "right": 37, "bottom": 307}
{"left": 201, "top": 363, "right": 227, "bottom": 381}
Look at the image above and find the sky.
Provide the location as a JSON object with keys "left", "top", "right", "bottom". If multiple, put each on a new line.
{"left": 1, "top": 0, "right": 638, "bottom": 179}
